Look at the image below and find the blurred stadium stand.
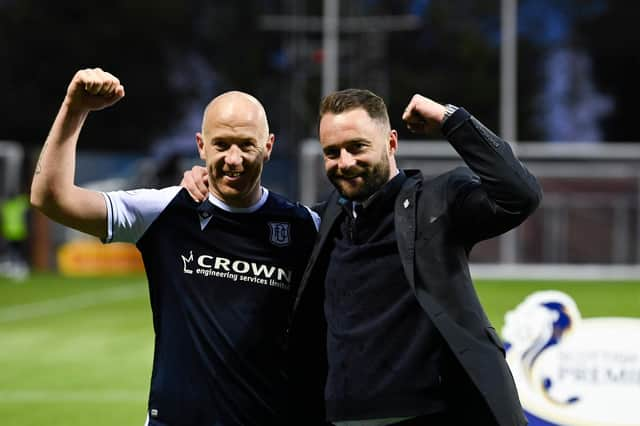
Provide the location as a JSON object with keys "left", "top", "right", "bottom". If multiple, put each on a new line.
{"left": 0, "top": 141, "right": 29, "bottom": 277}
{"left": 0, "top": 141, "right": 24, "bottom": 198}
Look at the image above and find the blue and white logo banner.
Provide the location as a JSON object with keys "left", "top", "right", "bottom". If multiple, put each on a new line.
{"left": 502, "top": 291, "right": 640, "bottom": 426}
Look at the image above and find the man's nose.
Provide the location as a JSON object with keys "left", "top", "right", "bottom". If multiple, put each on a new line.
{"left": 337, "top": 150, "right": 356, "bottom": 170}
{"left": 225, "top": 145, "right": 243, "bottom": 166}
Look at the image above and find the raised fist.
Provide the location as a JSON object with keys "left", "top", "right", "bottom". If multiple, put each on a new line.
{"left": 64, "top": 68, "right": 125, "bottom": 112}
{"left": 401, "top": 94, "right": 447, "bottom": 134}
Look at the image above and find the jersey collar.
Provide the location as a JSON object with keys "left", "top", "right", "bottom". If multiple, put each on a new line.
{"left": 207, "top": 187, "right": 269, "bottom": 213}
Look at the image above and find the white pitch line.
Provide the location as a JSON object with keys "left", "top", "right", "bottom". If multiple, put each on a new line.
{"left": 0, "top": 284, "right": 147, "bottom": 323}
{"left": 0, "top": 389, "right": 145, "bottom": 403}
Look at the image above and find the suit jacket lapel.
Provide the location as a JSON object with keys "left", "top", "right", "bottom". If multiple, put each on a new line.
{"left": 394, "top": 174, "right": 420, "bottom": 290}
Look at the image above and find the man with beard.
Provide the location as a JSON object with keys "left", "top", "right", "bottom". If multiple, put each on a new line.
{"left": 183, "top": 89, "right": 542, "bottom": 425}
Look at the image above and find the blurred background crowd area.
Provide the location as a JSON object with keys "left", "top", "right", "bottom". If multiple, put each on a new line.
{"left": 1, "top": 0, "right": 640, "bottom": 277}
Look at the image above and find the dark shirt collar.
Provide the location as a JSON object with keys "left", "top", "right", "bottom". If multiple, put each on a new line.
{"left": 339, "top": 170, "right": 407, "bottom": 217}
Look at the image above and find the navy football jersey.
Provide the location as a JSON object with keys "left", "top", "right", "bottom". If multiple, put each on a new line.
{"left": 102, "top": 186, "right": 319, "bottom": 426}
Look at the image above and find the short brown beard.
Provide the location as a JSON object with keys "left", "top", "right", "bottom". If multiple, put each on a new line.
{"left": 330, "top": 153, "right": 390, "bottom": 202}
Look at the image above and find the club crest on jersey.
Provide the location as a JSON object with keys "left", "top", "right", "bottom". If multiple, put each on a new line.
{"left": 268, "top": 222, "right": 290, "bottom": 247}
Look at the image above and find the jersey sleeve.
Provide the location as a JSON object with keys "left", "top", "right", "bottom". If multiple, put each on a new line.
{"left": 102, "top": 186, "right": 182, "bottom": 244}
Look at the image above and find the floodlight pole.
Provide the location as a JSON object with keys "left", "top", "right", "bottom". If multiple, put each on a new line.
{"left": 501, "top": 0, "right": 517, "bottom": 144}
{"left": 323, "top": 0, "right": 339, "bottom": 96}
{"left": 500, "top": 0, "right": 519, "bottom": 263}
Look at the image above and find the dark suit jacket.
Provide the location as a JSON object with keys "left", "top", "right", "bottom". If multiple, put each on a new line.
{"left": 287, "top": 108, "right": 542, "bottom": 426}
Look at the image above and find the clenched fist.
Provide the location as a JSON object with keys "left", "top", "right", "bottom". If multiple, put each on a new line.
{"left": 64, "top": 68, "right": 125, "bottom": 112}
{"left": 401, "top": 94, "right": 447, "bottom": 134}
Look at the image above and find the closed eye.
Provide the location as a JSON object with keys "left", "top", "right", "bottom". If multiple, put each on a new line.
{"left": 348, "top": 142, "right": 366, "bottom": 153}
{"left": 240, "top": 140, "right": 257, "bottom": 150}
{"left": 323, "top": 147, "right": 339, "bottom": 159}
{"left": 213, "top": 140, "right": 229, "bottom": 150}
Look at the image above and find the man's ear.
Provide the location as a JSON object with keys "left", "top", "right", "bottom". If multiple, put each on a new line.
{"left": 388, "top": 130, "right": 398, "bottom": 156}
{"left": 196, "top": 132, "right": 206, "bottom": 161}
{"left": 263, "top": 133, "right": 275, "bottom": 162}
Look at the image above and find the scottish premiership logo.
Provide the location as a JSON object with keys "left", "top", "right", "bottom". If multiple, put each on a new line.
{"left": 503, "top": 291, "right": 640, "bottom": 425}
{"left": 268, "top": 222, "right": 290, "bottom": 247}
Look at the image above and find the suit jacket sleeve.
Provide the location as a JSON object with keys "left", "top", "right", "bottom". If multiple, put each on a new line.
{"left": 441, "top": 108, "right": 543, "bottom": 243}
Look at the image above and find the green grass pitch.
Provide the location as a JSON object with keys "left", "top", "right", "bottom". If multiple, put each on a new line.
{"left": 1, "top": 273, "right": 639, "bottom": 425}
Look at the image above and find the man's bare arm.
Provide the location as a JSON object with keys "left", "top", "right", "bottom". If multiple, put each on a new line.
{"left": 30, "top": 68, "right": 125, "bottom": 239}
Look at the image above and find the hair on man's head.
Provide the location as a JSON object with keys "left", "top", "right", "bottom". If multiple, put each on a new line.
{"left": 319, "top": 89, "right": 390, "bottom": 127}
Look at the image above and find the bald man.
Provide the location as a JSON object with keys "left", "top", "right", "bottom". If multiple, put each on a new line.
{"left": 196, "top": 91, "right": 275, "bottom": 208}
{"left": 31, "top": 68, "right": 320, "bottom": 425}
